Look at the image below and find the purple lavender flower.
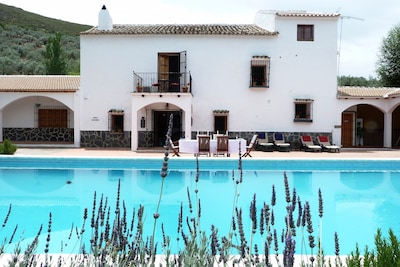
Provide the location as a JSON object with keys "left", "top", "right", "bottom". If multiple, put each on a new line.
{"left": 319, "top": 188, "right": 323, "bottom": 218}
{"left": 271, "top": 185, "right": 276, "bottom": 206}
{"left": 283, "top": 235, "right": 296, "bottom": 267}
{"left": 284, "top": 172, "right": 291, "bottom": 203}
{"left": 250, "top": 194, "right": 257, "bottom": 234}
{"left": 334, "top": 232, "right": 340, "bottom": 256}
{"left": 296, "top": 196, "right": 302, "bottom": 228}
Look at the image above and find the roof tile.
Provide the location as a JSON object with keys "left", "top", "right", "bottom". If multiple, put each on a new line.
{"left": 275, "top": 11, "right": 339, "bottom": 17}
{"left": 338, "top": 86, "right": 400, "bottom": 98}
{"left": 0, "top": 76, "right": 79, "bottom": 92}
{"left": 81, "top": 24, "right": 277, "bottom": 36}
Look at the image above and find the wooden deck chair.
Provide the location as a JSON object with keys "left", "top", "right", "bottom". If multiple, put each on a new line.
{"left": 273, "top": 132, "right": 291, "bottom": 152}
{"left": 317, "top": 136, "right": 340, "bottom": 153}
{"left": 243, "top": 134, "right": 258, "bottom": 157}
{"left": 214, "top": 135, "right": 230, "bottom": 157}
{"left": 168, "top": 138, "right": 180, "bottom": 157}
{"left": 300, "top": 135, "right": 322, "bottom": 152}
{"left": 197, "top": 135, "right": 211, "bottom": 157}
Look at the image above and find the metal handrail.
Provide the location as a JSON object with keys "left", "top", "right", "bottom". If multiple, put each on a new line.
{"left": 133, "top": 72, "right": 191, "bottom": 93}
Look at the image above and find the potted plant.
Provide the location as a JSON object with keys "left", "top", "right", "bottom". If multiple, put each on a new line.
{"left": 136, "top": 82, "right": 143, "bottom": 92}
{"left": 356, "top": 121, "right": 363, "bottom": 146}
{"left": 182, "top": 83, "right": 189, "bottom": 92}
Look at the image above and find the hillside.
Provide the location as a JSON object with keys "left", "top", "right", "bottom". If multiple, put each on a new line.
{"left": 0, "top": 3, "right": 92, "bottom": 75}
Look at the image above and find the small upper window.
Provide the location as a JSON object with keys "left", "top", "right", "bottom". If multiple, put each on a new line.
{"left": 297, "top": 25, "right": 314, "bottom": 41}
{"left": 108, "top": 109, "right": 124, "bottom": 133}
{"left": 250, "top": 56, "right": 270, "bottom": 87}
{"left": 294, "top": 99, "right": 313, "bottom": 122}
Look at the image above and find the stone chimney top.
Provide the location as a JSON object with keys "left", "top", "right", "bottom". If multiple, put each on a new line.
{"left": 98, "top": 5, "right": 113, "bottom": 31}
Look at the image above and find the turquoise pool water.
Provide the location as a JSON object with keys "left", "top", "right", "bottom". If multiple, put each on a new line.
{"left": 0, "top": 157, "right": 399, "bottom": 256}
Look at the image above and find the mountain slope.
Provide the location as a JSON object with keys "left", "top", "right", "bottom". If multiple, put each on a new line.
{"left": 0, "top": 3, "right": 93, "bottom": 75}
{"left": 0, "top": 3, "right": 92, "bottom": 35}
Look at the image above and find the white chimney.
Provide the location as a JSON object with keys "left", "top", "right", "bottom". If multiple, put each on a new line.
{"left": 254, "top": 10, "right": 276, "bottom": 32}
{"left": 98, "top": 5, "right": 113, "bottom": 30}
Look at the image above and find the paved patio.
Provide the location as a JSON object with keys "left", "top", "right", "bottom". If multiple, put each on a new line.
{"left": 13, "top": 147, "right": 400, "bottom": 159}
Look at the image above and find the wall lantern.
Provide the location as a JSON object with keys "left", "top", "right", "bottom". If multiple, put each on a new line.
{"left": 140, "top": 116, "right": 146, "bottom": 128}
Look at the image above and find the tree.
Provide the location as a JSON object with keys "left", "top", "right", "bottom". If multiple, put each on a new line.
{"left": 376, "top": 23, "right": 400, "bottom": 87}
{"left": 44, "top": 32, "right": 67, "bottom": 75}
{"left": 338, "top": 75, "right": 382, "bottom": 87}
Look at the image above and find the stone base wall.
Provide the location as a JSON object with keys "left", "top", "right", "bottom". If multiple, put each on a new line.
{"left": 3, "top": 128, "right": 332, "bottom": 149}
{"left": 138, "top": 131, "right": 154, "bottom": 148}
{"left": 3, "top": 128, "right": 74, "bottom": 143}
{"left": 80, "top": 131, "right": 131, "bottom": 148}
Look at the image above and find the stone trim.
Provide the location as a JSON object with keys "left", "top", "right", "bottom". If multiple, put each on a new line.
{"left": 80, "top": 131, "right": 131, "bottom": 148}
{"left": 3, "top": 127, "right": 74, "bottom": 143}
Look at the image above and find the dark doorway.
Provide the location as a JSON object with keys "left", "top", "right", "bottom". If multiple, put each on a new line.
{"left": 158, "top": 53, "right": 181, "bottom": 92}
{"left": 153, "top": 110, "right": 182, "bottom": 146}
{"left": 214, "top": 115, "right": 227, "bottom": 134}
{"left": 392, "top": 105, "right": 400, "bottom": 147}
{"left": 357, "top": 104, "right": 384, "bottom": 147}
{"left": 341, "top": 112, "right": 354, "bottom": 147}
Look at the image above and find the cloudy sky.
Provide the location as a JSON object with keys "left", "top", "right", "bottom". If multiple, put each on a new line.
{"left": 2, "top": 0, "right": 400, "bottom": 78}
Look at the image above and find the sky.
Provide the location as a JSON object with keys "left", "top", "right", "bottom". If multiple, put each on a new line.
{"left": 2, "top": 0, "right": 400, "bottom": 78}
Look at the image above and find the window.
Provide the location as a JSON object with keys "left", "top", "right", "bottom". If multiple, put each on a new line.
{"left": 213, "top": 110, "right": 229, "bottom": 133}
{"left": 109, "top": 110, "right": 124, "bottom": 133}
{"left": 250, "top": 56, "right": 270, "bottom": 87}
{"left": 297, "top": 25, "right": 314, "bottom": 41}
{"left": 38, "top": 109, "right": 68, "bottom": 128}
{"left": 294, "top": 99, "right": 313, "bottom": 122}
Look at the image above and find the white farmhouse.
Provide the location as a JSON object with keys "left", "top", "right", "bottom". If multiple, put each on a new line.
{"left": 1, "top": 6, "right": 400, "bottom": 150}
{"left": 79, "top": 6, "right": 340, "bottom": 151}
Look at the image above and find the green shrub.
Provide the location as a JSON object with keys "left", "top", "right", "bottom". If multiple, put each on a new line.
{"left": 0, "top": 139, "right": 17, "bottom": 155}
{"left": 346, "top": 228, "right": 400, "bottom": 266}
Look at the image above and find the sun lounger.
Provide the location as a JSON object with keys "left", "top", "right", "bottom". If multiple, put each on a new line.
{"left": 317, "top": 136, "right": 340, "bottom": 153}
{"left": 300, "top": 135, "right": 322, "bottom": 152}
{"left": 257, "top": 132, "right": 274, "bottom": 152}
{"left": 273, "top": 132, "right": 291, "bottom": 152}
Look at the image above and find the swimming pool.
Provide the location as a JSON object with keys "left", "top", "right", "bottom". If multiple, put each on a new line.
{"left": 0, "top": 157, "right": 399, "bottom": 256}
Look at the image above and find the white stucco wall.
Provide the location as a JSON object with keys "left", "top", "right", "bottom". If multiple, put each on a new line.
{"left": 80, "top": 35, "right": 134, "bottom": 131}
{"left": 80, "top": 12, "right": 340, "bottom": 146}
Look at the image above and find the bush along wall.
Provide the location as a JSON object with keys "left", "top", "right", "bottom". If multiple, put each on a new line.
{"left": 0, "top": 139, "right": 17, "bottom": 154}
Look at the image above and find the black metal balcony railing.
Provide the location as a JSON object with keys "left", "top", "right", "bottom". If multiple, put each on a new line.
{"left": 133, "top": 72, "right": 191, "bottom": 93}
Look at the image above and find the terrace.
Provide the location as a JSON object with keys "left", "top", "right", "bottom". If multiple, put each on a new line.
{"left": 133, "top": 71, "right": 192, "bottom": 93}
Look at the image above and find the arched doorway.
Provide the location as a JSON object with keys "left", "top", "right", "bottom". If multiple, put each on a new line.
{"left": 342, "top": 104, "right": 384, "bottom": 147}
{"left": 392, "top": 105, "right": 400, "bottom": 148}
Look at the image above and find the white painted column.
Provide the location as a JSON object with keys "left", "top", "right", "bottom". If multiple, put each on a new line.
{"left": 131, "top": 97, "right": 138, "bottom": 151}
{"left": 331, "top": 124, "right": 342, "bottom": 147}
{"left": 0, "top": 110, "right": 3, "bottom": 142}
{"left": 184, "top": 105, "right": 192, "bottom": 140}
{"left": 384, "top": 112, "right": 392, "bottom": 148}
{"left": 74, "top": 92, "right": 80, "bottom": 147}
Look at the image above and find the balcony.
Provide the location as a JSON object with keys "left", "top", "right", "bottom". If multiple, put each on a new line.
{"left": 133, "top": 72, "right": 191, "bottom": 93}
